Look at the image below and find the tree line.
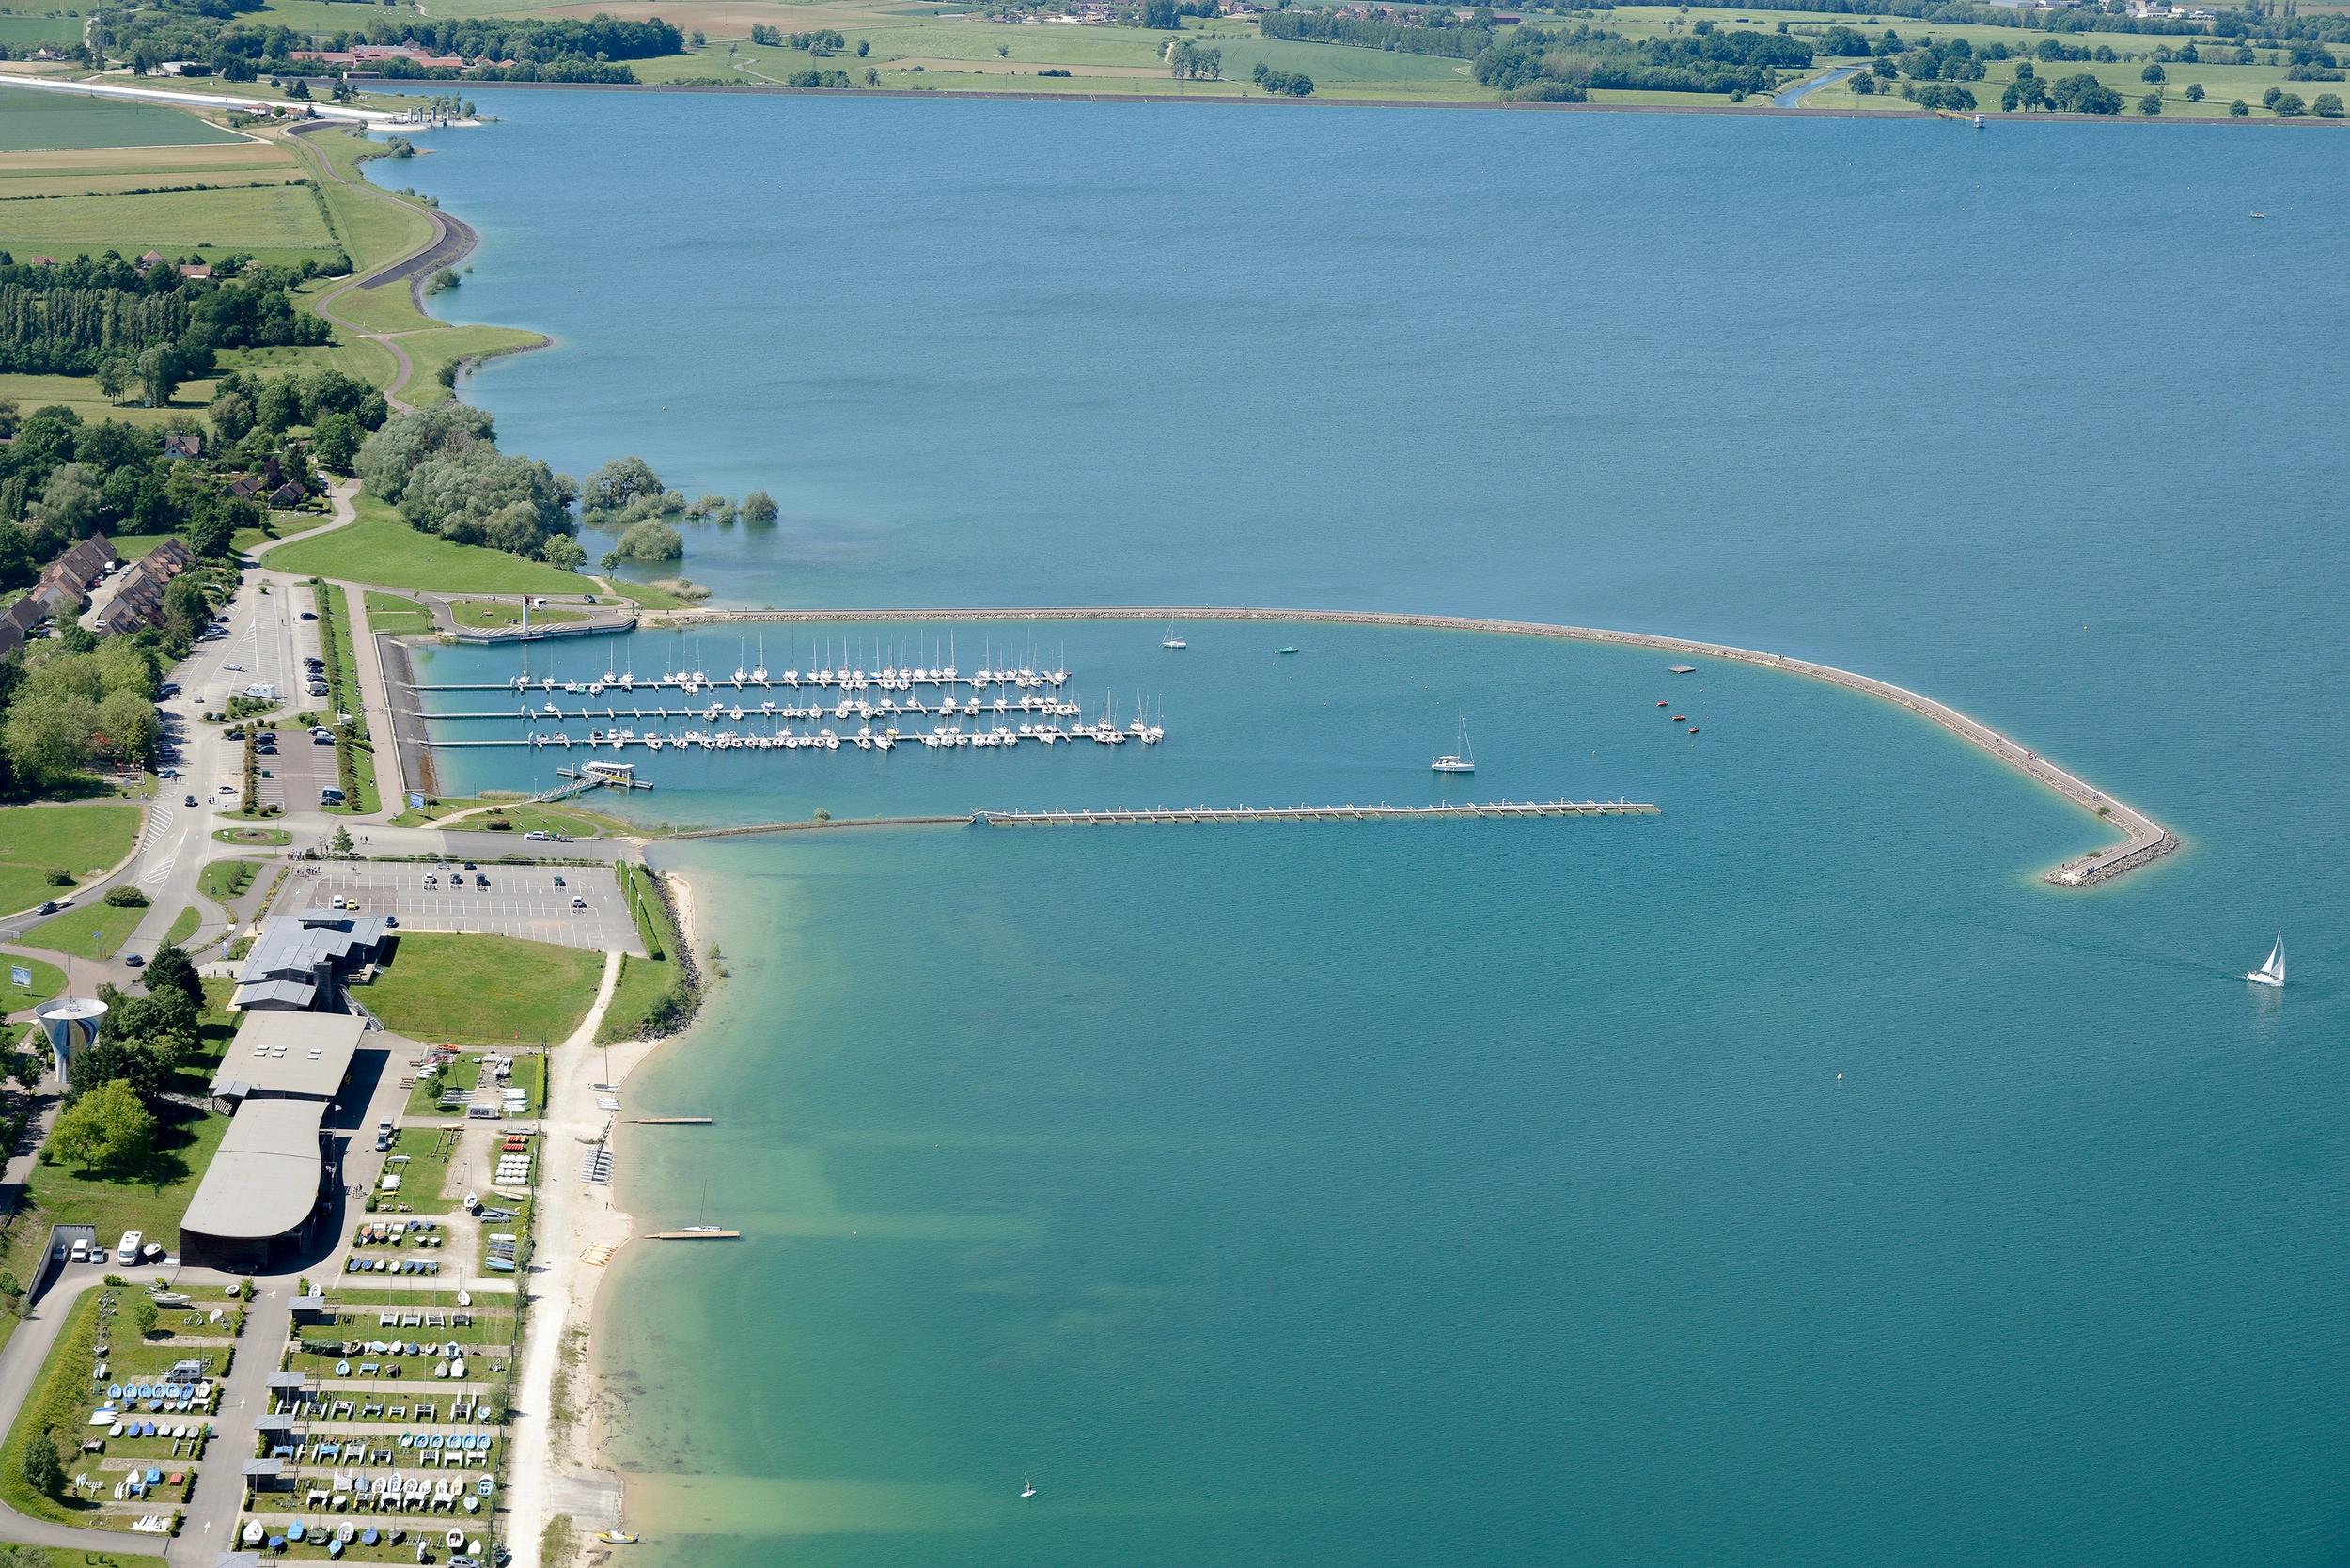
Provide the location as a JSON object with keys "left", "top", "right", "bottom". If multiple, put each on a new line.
{"left": 1475, "top": 23, "right": 1811, "bottom": 98}
{"left": 1259, "top": 8, "right": 1494, "bottom": 58}
{"left": 0, "top": 259, "right": 327, "bottom": 381}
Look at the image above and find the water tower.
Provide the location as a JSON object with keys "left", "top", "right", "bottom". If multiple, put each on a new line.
{"left": 34, "top": 997, "right": 105, "bottom": 1092}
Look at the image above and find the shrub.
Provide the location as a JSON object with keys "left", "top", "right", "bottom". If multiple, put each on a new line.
{"left": 103, "top": 885, "right": 150, "bottom": 907}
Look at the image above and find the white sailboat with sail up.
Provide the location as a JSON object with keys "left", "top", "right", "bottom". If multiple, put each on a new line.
{"left": 1020, "top": 1474, "right": 1037, "bottom": 1499}
{"left": 2246, "top": 932, "right": 2286, "bottom": 988}
{"left": 1431, "top": 714, "right": 1475, "bottom": 775}
{"left": 1161, "top": 624, "right": 1187, "bottom": 650}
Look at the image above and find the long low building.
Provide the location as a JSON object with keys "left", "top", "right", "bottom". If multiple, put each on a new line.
{"left": 179, "top": 1098, "right": 333, "bottom": 1272}
{"left": 180, "top": 1011, "right": 366, "bottom": 1270}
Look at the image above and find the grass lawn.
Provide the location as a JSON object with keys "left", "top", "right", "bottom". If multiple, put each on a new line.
{"left": 358, "top": 932, "right": 603, "bottom": 1046}
{"left": 21, "top": 898, "right": 144, "bottom": 960}
{"left": 363, "top": 590, "right": 435, "bottom": 636}
{"left": 376, "top": 1125, "right": 460, "bottom": 1215}
{"left": 449, "top": 802, "right": 631, "bottom": 839}
{"left": 0, "top": 953, "right": 66, "bottom": 1015}
{"left": 447, "top": 600, "right": 587, "bottom": 631}
{"left": 598, "top": 865, "right": 690, "bottom": 1043}
{"left": 0, "top": 802, "right": 142, "bottom": 913}
{"left": 0, "top": 89, "right": 238, "bottom": 152}
{"left": 24, "top": 1099, "right": 231, "bottom": 1258}
{"left": 212, "top": 825, "right": 290, "bottom": 847}
{"left": 164, "top": 904, "right": 200, "bottom": 946}
{"left": 198, "top": 859, "right": 260, "bottom": 901}
{"left": 265, "top": 501, "right": 607, "bottom": 599}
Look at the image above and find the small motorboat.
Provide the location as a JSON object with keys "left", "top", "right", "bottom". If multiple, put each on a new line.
{"left": 1686, "top": 728, "right": 1700, "bottom": 735}
{"left": 597, "top": 1530, "right": 641, "bottom": 1544}
{"left": 1277, "top": 646, "right": 1299, "bottom": 655}
{"left": 1670, "top": 715, "right": 1686, "bottom": 722}
{"left": 1655, "top": 699, "right": 1669, "bottom": 707}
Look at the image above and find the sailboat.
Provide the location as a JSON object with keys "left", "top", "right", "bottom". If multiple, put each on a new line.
{"left": 682, "top": 1172, "right": 724, "bottom": 1233}
{"left": 2246, "top": 932, "right": 2286, "bottom": 988}
{"left": 1020, "top": 1474, "right": 1036, "bottom": 1499}
{"left": 1161, "top": 624, "right": 1187, "bottom": 650}
{"left": 1431, "top": 714, "right": 1475, "bottom": 775}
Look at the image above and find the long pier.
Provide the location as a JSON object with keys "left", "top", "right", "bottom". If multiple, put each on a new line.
{"left": 633, "top": 606, "right": 2177, "bottom": 887}
{"left": 975, "top": 800, "right": 1655, "bottom": 826}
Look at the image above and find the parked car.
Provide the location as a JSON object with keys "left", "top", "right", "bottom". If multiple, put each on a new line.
{"left": 300, "top": 611, "right": 318, "bottom": 621}
{"left": 474, "top": 873, "right": 489, "bottom": 887}
{"left": 572, "top": 896, "right": 588, "bottom": 910}
{"left": 69, "top": 1238, "right": 89, "bottom": 1263}
{"left": 384, "top": 914, "right": 399, "bottom": 930}
{"left": 553, "top": 875, "right": 566, "bottom": 887}
{"left": 462, "top": 861, "right": 477, "bottom": 871}
{"left": 424, "top": 873, "right": 438, "bottom": 888}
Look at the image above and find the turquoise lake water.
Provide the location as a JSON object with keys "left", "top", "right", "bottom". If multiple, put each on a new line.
{"left": 389, "top": 95, "right": 2350, "bottom": 1564}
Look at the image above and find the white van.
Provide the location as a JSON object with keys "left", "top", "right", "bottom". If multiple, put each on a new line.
{"left": 116, "top": 1231, "right": 143, "bottom": 1265}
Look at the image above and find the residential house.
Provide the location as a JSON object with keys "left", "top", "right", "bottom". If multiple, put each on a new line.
{"left": 163, "top": 431, "right": 202, "bottom": 460}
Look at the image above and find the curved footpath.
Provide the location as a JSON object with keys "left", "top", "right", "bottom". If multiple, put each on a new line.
{"left": 648, "top": 605, "right": 2177, "bottom": 886}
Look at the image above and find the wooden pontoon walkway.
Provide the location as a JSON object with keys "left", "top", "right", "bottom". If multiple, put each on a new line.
{"left": 642, "top": 605, "right": 2178, "bottom": 886}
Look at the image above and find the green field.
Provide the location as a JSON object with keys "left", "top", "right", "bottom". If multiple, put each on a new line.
{"left": 358, "top": 931, "right": 603, "bottom": 1046}
{"left": 447, "top": 599, "right": 587, "bottom": 630}
{"left": 0, "top": 181, "right": 339, "bottom": 264}
{"left": 0, "top": 13, "right": 86, "bottom": 49}
{"left": 199, "top": 858, "right": 260, "bottom": 900}
{"left": 362, "top": 590, "right": 435, "bottom": 635}
{"left": 0, "top": 803, "right": 142, "bottom": 915}
{"left": 266, "top": 498, "right": 676, "bottom": 603}
{"left": 23, "top": 1103, "right": 228, "bottom": 1241}
{"left": 0, "top": 87, "right": 241, "bottom": 152}
{"left": 21, "top": 897, "right": 144, "bottom": 959}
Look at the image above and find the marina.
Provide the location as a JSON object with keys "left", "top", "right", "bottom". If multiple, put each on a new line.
{"left": 625, "top": 605, "right": 2179, "bottom": 886}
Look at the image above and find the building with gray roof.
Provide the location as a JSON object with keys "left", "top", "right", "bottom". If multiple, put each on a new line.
{"left": 231, "top": 909, "right": 392, "bottom": 1011}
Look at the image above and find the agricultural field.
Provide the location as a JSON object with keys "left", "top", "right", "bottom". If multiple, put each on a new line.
{"left": 0, "top": 180, "right": 340, "bottom": 264}
{"left": 0, "top": 86, "right": 241, "bottom": 151}
{"left": 0, "top": 10, "right": 87, "bottom": 49}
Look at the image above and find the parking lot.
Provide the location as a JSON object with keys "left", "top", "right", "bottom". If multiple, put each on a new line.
{"left": 269, "top": 862, "right": 645, "bottom": 955}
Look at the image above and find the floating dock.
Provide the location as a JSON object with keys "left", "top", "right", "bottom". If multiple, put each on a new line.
{"left": 646, "top": 1230, "right": 739, "bottom": 1241}
{"left": 975, "top": 800, "right": 1656, "bottom": 826}
{"left": 628, "top": 1117, "right": 713, "bottom": 1125}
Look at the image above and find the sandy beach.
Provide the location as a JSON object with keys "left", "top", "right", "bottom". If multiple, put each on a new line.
{"left": 503, "top": 869, "right": 704, "bottom": 1567}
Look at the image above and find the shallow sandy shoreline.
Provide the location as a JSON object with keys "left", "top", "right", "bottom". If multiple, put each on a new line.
{"left": 505, "top": 868, "right": 704, "bottom": 1566}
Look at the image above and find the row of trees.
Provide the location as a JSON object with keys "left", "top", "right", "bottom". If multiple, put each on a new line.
{"left": 1474, "top": 23, "right": 1810, "bottom": 97}
{"left": 0, "top": 260, "right": 330, "bottom": 382}
{"left": 1260, "top": 7, "right": 1494, "bottom": 57}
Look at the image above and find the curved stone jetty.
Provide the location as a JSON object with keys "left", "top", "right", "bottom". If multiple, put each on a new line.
{"left": 647, "top": 605, "right": 2179, "bottom": 886}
